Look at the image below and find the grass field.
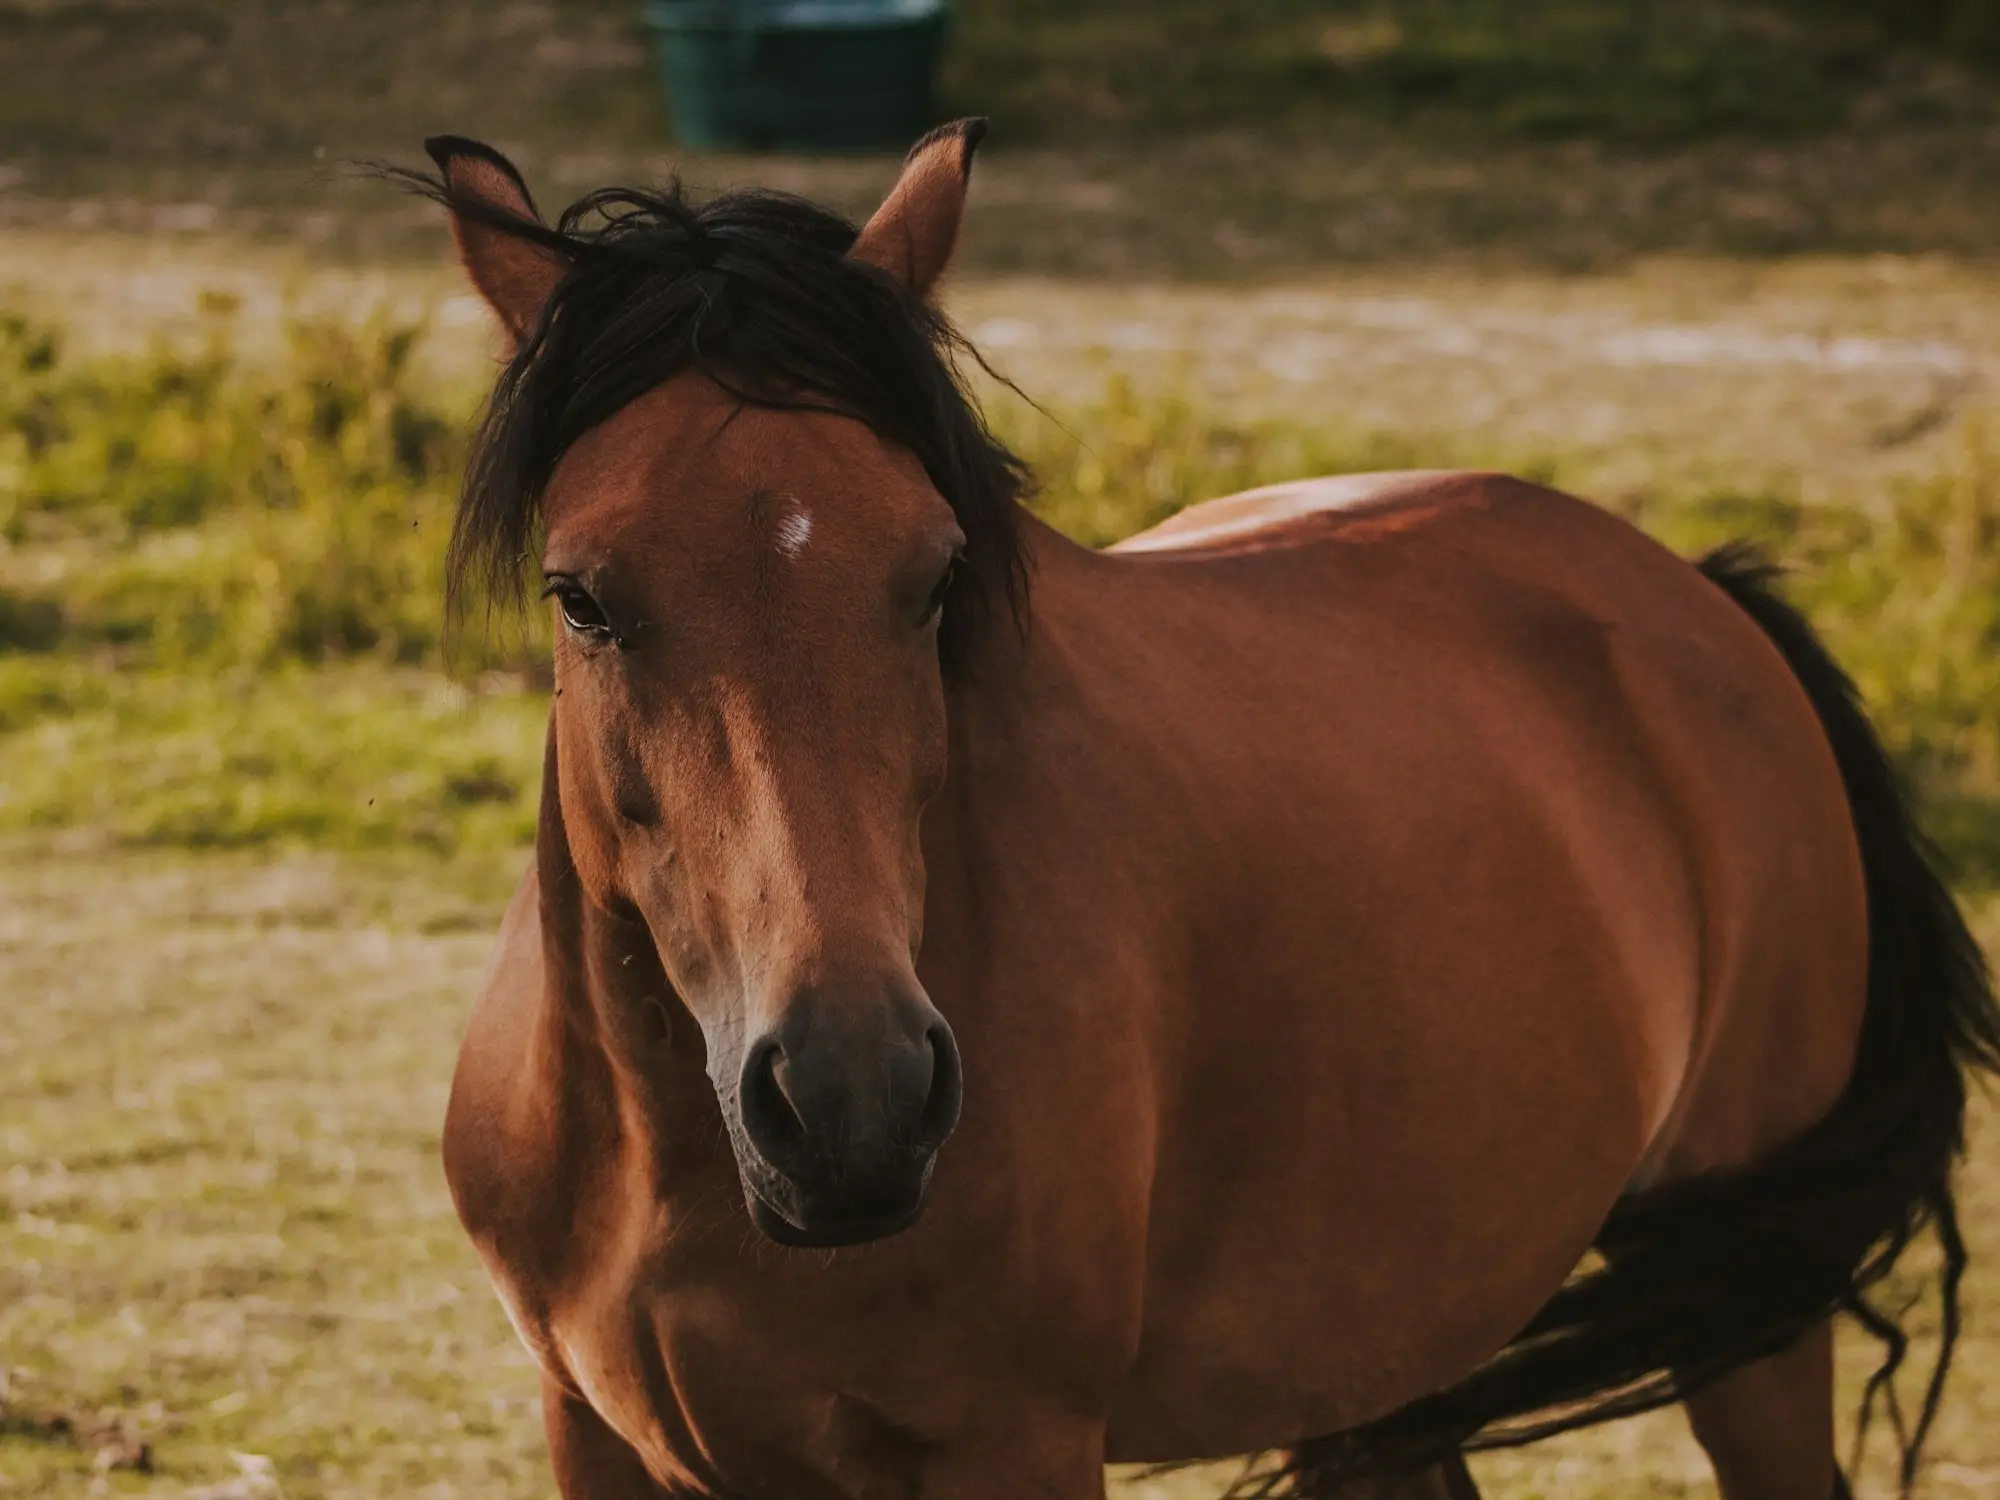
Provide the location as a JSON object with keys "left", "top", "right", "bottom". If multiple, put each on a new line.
{"left": 4, "top": 0, "right": 2000, "bottom": 1493}
{"left": 2, "top": 280, "right": 2000, "bottom": 1496}
{"left": 0, "top": 851, "right": 1995, "bottom": 1500}
{"left": 3, "top": 0, "right": 2000, "bottom": 274}
{"left": 6, "top": 280, "right": 2000, "bottom": 866}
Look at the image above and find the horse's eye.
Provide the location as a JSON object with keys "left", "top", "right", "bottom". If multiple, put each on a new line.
{"left": 544, "top": 580, "right": 614, "bottom": 641}
{"left": 919, "top": 557, "right": 960, "bottom": 629}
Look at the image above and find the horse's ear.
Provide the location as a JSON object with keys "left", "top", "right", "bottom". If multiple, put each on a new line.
{"left": 424, "top": 135, "right": 569, "bottom": 344}
{"left": 848, "top": 118, "right": 987, "bottom": 299}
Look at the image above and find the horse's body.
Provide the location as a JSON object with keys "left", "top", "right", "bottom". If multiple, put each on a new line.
{"left": 414, "top": 126, "right": 1995, "bottom": 1500}
{"left": 451, "top": 469, "right": 1859, "bottom": 1490}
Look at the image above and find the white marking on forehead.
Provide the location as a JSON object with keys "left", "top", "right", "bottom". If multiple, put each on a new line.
{"left": 774, "top": 507, "right": 814, "bottom": 558}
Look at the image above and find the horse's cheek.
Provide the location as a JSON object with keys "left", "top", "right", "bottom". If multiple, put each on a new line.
{"left": 553, "top": 712, "right": 628, "bottom": 908}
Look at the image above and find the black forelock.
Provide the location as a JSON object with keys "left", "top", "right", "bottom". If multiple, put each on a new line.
{"left": 396, "top": 166, "right": 1030, "bottom": 678}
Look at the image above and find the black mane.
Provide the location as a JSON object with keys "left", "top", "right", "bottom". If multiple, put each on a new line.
{"left": 397, "top": 161, "right": 1030, "bottom": 676}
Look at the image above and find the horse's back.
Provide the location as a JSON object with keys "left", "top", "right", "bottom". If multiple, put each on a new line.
{"left": 1076, "top": 471, "right": 1867, "bottom": 1456}
{"left": 1110, "top": 471, "right": 1475, "bottom": 557}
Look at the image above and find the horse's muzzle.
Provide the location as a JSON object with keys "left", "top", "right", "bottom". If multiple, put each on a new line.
{"left": 731, "top": 986, "right": 962, "bottom": 1248}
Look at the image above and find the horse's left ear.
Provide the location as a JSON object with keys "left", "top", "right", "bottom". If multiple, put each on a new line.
{"left": 849, "top": 118, "right": 987, "bottom": 298}
{"left": 424, "top": 135, "right": 570, "bottom": 344}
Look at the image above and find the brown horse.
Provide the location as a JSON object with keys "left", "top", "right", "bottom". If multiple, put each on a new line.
{"left": 407, "top": 124, "right": 1999, "bottom": 1500}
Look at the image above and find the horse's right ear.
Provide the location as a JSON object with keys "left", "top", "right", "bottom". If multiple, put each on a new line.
{"left": 424, "top": 136, "right": 568, "bottom": 345}
{"left": 849, "top": 118, "right": 986, "bottom": 299}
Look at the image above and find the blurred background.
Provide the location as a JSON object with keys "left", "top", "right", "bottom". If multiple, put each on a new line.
{"left": 2, "top": 3, "right": 1999, "bottom": 1498}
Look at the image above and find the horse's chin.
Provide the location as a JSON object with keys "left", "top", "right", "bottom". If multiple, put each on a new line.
{"left": 744, "top": 1185, "right": 928, "bottom": 1249}
{"left": 722, "top": 1115, "right": 941, "bottom": 1248}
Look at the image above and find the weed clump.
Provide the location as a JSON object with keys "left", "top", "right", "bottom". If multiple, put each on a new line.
{"left": 0, "top": 315, "right": 545, "bottom": 853}
{"left": 0, "top": 313, "right": 541, "bottom": 672}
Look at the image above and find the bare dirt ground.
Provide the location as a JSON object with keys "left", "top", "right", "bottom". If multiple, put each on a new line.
{"left": 2, "top": 853, "right": 1996, "bottom": 1499}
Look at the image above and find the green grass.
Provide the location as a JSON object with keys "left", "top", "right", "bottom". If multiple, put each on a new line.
{"left": 0, "top": 662, "right": 544, "bottom": 855}
{"left": 946, "top": 0, "right": 1985, "bottom": 146}
{"left": 0, "top": 313, "right": 501, "bottom": 671}
{"left": 8, "top": 317, "right": 2000, "bottom": 877}
{"left": 0, "top": 0, "right": 1983, "bottom": 169}
{"left": 1804, "top": 0, "right": 2000, "bottom": 62}
{"left": 0, "top": 313, "right": 549, "bottom": 857}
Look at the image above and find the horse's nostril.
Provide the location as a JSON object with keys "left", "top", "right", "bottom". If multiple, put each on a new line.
{"left": 919, "top": 1021, "right": 964, "bottom": 1146}
{"left": 736, "top": 1002, "right": 961, "bottom": 1196}
{"left": 741, "top": 1039, "right": 807, "bottom": 1165}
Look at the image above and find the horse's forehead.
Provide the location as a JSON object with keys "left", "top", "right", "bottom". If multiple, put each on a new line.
{"left": 545, "top": 377, "right": 925, "bottom": 552}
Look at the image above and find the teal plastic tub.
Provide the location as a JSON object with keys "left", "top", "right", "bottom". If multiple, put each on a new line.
{"left": 642, "top": 0, "right": 950, "bottom": 151}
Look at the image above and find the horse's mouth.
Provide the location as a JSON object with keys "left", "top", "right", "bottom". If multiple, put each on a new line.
{"left": 744, "top": 1183, "right": 928, "bottom": 1249}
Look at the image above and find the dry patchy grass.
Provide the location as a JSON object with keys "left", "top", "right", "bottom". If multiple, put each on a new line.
{"left": 3, "top": 108, "right": 2000, "bottom": 1491}
{"left": 0, "top": 853, "right": 540, "bottom": 1499}
{"left": 0, "top": 855, "right": 1996, "bottom": 1499}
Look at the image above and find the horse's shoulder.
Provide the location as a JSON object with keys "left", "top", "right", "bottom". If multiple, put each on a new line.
{"left": 443, "top": 860, "right": 550, "bottom": 1233}
{"left": 1108, "top": 470, "right": 1513, "bottom": 556}
{"left": 442, "top": 860, "right": 582, "bottom": 1368}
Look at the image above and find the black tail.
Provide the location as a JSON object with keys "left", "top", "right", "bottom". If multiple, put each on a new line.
{"left": 1256, "top": 544, "right": 2000, "bottom": 1497}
